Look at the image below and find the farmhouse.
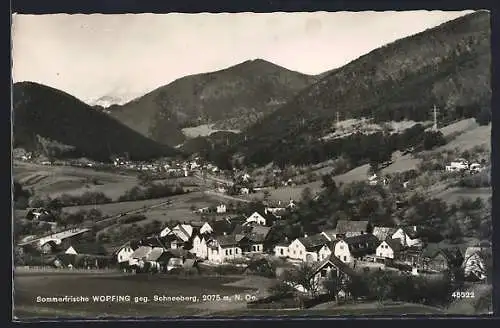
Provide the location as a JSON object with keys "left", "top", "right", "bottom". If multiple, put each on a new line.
{"left": 65, "top": 243, "right": 107, "bottom": 256}
{"left": 128, "top": 246, "right": 153, "bottom": 267}
{"left": 159, "top": 225, "right": 172, "bottom": 238}
{"left": 40, "top": 240, "right": 60, "bottom": 255}
{"left": 245, "top": 212, "right": 267, "bottom": 225}
{"left": 334, "top": 220, "right": 372, "bottom": 238}
{"left": 376, "top": 239, "right": 402, "bottom": 259}
{"left": 288, "top": 234, "right": 331, "bottom": 263}
{"left": 309, "top": 254, "right": 358, "bottom": 296}
{"left": 274, "top": 240, "right": 291, "bottom": 258}
{"left": 391, "top": 226, "right": 423, "bottom": 248}
{"left": 207, "top": 234, "right": 243, "bottom": 264}
{"left": 334, "top": 234, "right": 379, "bottom": 263}
{"left": 421, "top": 246, "right": 464, "bottom": 273}
{"left": 211, "top": 218, "right": 234, "bottom": 236}
{"left": 145, "top": 247, "right": 164, "bottom": 271}
{"left": 113, "top": 243, "right": 135, "bottom": 264}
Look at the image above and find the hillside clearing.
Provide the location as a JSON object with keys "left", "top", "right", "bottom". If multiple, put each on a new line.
{"left": 182, "top": 124, "right": 240, "bottom": 138}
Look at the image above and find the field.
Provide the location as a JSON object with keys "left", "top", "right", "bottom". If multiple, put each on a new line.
{"left": 13, "top": 272, "right": 263, "bottom": 318}
{"left": 14, "top": 162, "right": 138, "bottom": 200}
{"left": 62, "top": 191, "right": 222, "bottom": 225}
{"left": 432, "top": 187, "right": 492, "bottom": 204}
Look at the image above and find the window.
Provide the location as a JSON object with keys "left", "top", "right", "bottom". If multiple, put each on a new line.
{"left": 343, "top": 256, "right": 347, "bottom": 261}
{"left": 293, "top": 250, "right": 296, "bottom": 255}
{"left": 299, "top": 251, "right": 303, "bottom": 256}
{"left": 119, "top": 255, "right": 122, "bottom": 261}
{"left": 339, "top": 245, "right": 344, "bottom": 250}
{"left": 225, "top": 250, "right": 228, "bottom": 255}
{"left": 235, "top": 249, "right": 239, "bottom": 254}
{"left": 280, "top": 249, "right": 284, "bottom": 255}
{"left": 229, "top": 249, "right": 233, "bottom": 255}
{"left": 252, "top": 245, "right": 256, "bottom": 251}
{"left": 321, "top": 269, "right": 328, "bottom": 277}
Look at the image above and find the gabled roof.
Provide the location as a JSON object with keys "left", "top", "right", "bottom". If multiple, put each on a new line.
{"left": 211, "top": 219, "right": 234, "bottom": 236}
{"left": 250, "top": 225, "right": 271, "bottom": 238}
{"left": 298, "top": 234, "right": 331, "bottom": 252}
{"left": 217, "top": 234, "right": 240, "bottom": 247}
{"left": 146, "top": 247, "right": 165, "bottom": 261}
{"left": 464, "top": 246, "right": 492, "bottom": 260}
{"left": 344, "top": 234, "right": 379, "bottom": 246}
{"left": 335, "top": 220, "right": 370, "bottom": 234}
{"left": 372, "top": 227, "right": 397, "bottom": 241}
{"left": 381, "top": 238, "right": 402, "bottom": 252}
{"left": 310, "top": 253, "right": 357, "bottom": 279}
{"left": 130, "top": 246, "right": 153, "bottom": 259}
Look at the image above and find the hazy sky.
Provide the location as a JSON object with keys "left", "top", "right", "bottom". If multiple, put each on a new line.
{"left": 12, "top": 11, "right": 474, "bottom": 104}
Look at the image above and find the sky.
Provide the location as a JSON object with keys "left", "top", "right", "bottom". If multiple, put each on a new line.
{"left": 12, "top": 11, "right": 474, "bottom": 104}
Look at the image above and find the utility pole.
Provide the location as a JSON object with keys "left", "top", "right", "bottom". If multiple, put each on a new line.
{"left": 432, "top": 105, "right": 439, "bottom": 131}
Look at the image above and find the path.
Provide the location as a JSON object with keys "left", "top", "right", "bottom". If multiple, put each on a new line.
{"left": 204, "top": 190, "right": 251, "bottom": 203}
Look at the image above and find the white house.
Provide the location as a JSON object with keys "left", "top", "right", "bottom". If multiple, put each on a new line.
{"left": 334, "top": 240, "right": 352, "bottom": 263}
{"left": 191, "top": 235, "right": 208, "bottom": 259}
{"left": 216, "top": 204, "right": 227, "bottom": 214}
{"left": 445, "top": 158, "right": 469, "bottom": 172}
{"left": 288, "top": 234, "right": 331, "bottom": 263}
{"left": 391, "top": 226, "right": 423, "bottom": 248}
{"left": 376, "top": 239, "right": 402, "bottom": 259}
{"left": 115, "top": 244, "right": 135, "bottom": 264}
{"left": 240, "top": 187, "right": 250, "bottom": 195}
{"left": 199, "top": 222, "right": 213, "bottom": 235}
{"left": 245, "top": 212, "right": 267, "bottom": 226}
{"left": 318, "top": 244, "right": 333, "bottom": 261}
{"left": 274, "top": 241, "right": 291, "bottom": 258}
{"left": 207, "top": 235, "right": 243, "bottom": 264}
{"left": 308, "top": 254, "right": 357, "bottom": 296}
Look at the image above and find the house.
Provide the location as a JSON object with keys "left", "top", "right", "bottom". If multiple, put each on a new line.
{"left": 238, "top": 232, "right": 265, "bottom": 254}
{"left": 318, "top": 244, "right": 333, "bottom": 261}
{"left": 240, "top": 187, "right": 250, "bottom": 195}
{"left": 421, "top": 246, "right": 464, "bottom": 273}
{"left": 334, "top": 234, "right": 379, "bottom": 263}
{"left": 463, "top": 246, "right": 492, "bottom": 281}
{"left": 288, "top": 234, "right": 331, "bottom": 263}
{"left": 207, "top": 234, "right": 243, "bottom": 264}
{"left": 211, "top": 218, "right": 234, "bottom": 236}
{"left": 334, "top": 220, "right": 372, "bottom": 238}
{"left": 65, "top": 243, "right": 107, "bottom": 256}
{"left": 216, "top": 204, "right": 227, "bottom": 214}
{"left": 391, "top": 226, "right": 423, "bottom": 248}
{"left": 245, "top": 212, "right": 267, "bottom": 226}
{"left": 274, "top": 239, "right": 291, "bottom": 258}
{"left": 372, "top": 227, "right": 396, "bottom": 242}
{"left": 191, "top": 235, "right": 208, "bottom": 259}
{"left": 376, "top": 239, "right": 402, "bottom": 259}
{"left": 160, "top": 234, "right": 184, "bottom": 249}
{"left": 190, "top": 221, "right": 213, "bottom": 235}
{"left": 39, "top": 240, "right": 61, "bottom": 254}
{"left": 308, "top": 254, "right": 358, "bottom": 296}
{"left": 172, "top": 224, "right": 194, "bottom": 242}
{"left": 113, "top": 243, "right": 135, "bottom": 264}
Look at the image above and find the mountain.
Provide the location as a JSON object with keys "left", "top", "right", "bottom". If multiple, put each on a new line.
{"left": 13, "top": 82, "right": 178, "bottom": 162}
{"left": 91, "top": 95, "right": 129, "bottom": 108}
{"left": 237, "top": 11, "right": 491, "bottom": 166}
{"left": 107, "top": 59, "right": 321, "bottom": 146}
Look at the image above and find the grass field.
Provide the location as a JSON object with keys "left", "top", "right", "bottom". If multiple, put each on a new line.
{"left": 432, "top": 187, "right": 491, "bottom": 204}
{"left": 14, "top": 162, "right": 138, "bottom": 200}
{"left": 13, "top": 272, "right": 265, "bottom": 319}
{"left": 62, "top": 191, "right": 222, "bottom": 225}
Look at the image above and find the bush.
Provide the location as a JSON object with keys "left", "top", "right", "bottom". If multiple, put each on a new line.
{"left": 118, "top": 214, "right": 147, "bottom": 224}
{"left": 118, "top": 183, "right": 185, "bottom": 202}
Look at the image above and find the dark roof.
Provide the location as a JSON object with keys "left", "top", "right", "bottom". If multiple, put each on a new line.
{"left": 217, "top": 234, "right": 239, "bottom": 247}
{"left": 190, "top": 221, "right": 205, "bottom": 228}
{"left": 250, "top": 225, "right": 271, "bottom": 238}
{"left": 310, "top": 253, "right": 357, "bottom": 279}
{"left": 245, "top": 232, "right": 266, "bottom": 243}
{"left": 299, "top": 234, "right": 330, "bottom": 252}
{"left": 382, "top": 238, "right": 403, "bottom": 252}
{"left": 344, "top": 234, "right": 379, "bottom": 246}
{"left": 211, "top": 219, "right": 233, "bottom": 235}
{"left": 146, "top": 247, "right": 165, "bottom": 261}
{"left": 422, "top": 243, "right": 464, "bottom": 266}
{"left": 71, "top": 243, "right": 107, "bottom": 256}
{"left": 335, "top": 220, "right": 370, "bottom": 234}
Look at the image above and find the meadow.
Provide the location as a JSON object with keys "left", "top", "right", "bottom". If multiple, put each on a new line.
{"left": 13, "top": 272, "right": 259, "bottom": 318}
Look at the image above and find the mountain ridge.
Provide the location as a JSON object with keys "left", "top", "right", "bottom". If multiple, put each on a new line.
{"left": 107, "top": 58, "right": 323, "bottom": 146}
{"left": 13, "top": 81, "right": 178, "bottom": 162}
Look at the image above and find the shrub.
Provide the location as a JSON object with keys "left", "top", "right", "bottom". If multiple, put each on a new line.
{"left": 118, "top": 214, "right": 147, "bottom": 224}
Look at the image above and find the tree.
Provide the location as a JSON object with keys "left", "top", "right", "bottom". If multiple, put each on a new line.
{"left": 300, "top": 187, "right": 313, "bottom": 203}
{"left": 475, "top": 107, "right": 491, "bottom": 126}
{"left": 366, "top": 270, "right": 394, "bottom": 303}
{"left": 323, "top": 270, "right": 342, "bottom": 302}
{"left": 321, "top": 174, "right": 334, "bottom": 188}
{"left": 284, "top": 262, "right": 320, "bottom": 298}
{"left": 263, "top": 190, "right": 271, "bottom": 201}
